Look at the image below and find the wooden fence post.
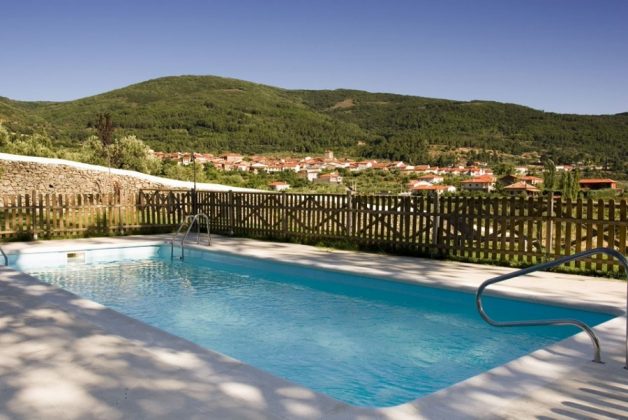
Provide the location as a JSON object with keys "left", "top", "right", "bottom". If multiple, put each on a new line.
{"left": 36, "top": 192, "right": 43, "bottom": 240}
{"left": 402, "top": 195, "right": 411, "bottom": 250}
{"left": 118, "top": 191, "right": 123, "bottom": 235}
{"left": 431, "top": 192, "right": 441, "bottom": 255}
{"left": 281, "top": 191, "right": 289, "bottom": 239}
{"left": 228, "top": 190, "right": 235, "bottom": 236}
{"left": 25, "top": 193, "right": 32, "bottom": 239}
{"left": 346, "top": 190, "right": 353, "bottom": 236}
{"left": 546, "top": 193, "right": 554, "bottom": 258}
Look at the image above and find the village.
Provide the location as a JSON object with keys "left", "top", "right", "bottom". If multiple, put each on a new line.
{"left": 152, "top": 149, "right": 620, "bottom": 196}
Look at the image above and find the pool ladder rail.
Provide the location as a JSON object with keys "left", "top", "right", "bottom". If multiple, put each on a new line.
{"left": 0, "top": 245, "right": 7, "bottom": 266}
{"left": 170, "top": 213, "right": 212, "bottom": 261}
{"left": 476, "top": 247, "right": 628, "bottom": 368}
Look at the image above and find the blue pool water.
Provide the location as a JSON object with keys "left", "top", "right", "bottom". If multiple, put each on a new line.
{"left": 12, "top": 246, "right": 613, "bottom": 407}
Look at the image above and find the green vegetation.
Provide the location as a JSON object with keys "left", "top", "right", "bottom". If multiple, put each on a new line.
{"left": 587, "top": 188, "right": 623, "bottom": 200}
{"left": 159, "top": 162, "right": 311, "bottom": 190}
{"left": 542, "top": 160, "right": 581, "bottom": 199}
{"left": 294, "top": 89, "right": 628, "bottom": 173}
{"left": 0, "top": 77, "right": 366, "bottom": 156}
{"left": 0, "top": 123, "right": 57, "bottom": 157}
{"left": 543, "top": 159, "right": 557, "bottom": 192}
{"left": 0, "top": 75, "right": 626, "bottom": 175}
{"left": 559, "top": 170, "right": 580, "bottom": 200}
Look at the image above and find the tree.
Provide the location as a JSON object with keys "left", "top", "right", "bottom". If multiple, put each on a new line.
{"left": 559, "top": 170, "right": 581, "bottom": 200}
{"left": 80, "top": 134, "right": 161, "bottom": 174}
{"left": 435, "top": 152, "right": 457, "bottom": 167}
{"left": 571, "top": 169, "right": 580, "bottom": 199}
{"left": 543, "top": 159, "right": 556, "bottom": 192}
{"left": 81, "top": 135, "right": 107, "bottom": 165}
{"left": 95, "top": 113, "right": 114, "bottom": 147}
{"left": 111, "top": 135, "right": 161, "bottom": 174}
{"left": 95, "top": 113, "right": 115, "bottom": 173}
{"left": 493, "top": 162, "right": 515, "bottom": 176}
{"left": 0, "top": 125, "right": 57, "bottom": 158}
{"left": 559, "top": 171, "right": 570, "bottom": 198}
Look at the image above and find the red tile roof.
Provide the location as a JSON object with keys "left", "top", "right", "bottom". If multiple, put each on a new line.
{"left": 412, "top": 185, "right": 450, "bottom": 191}
{"left": 461, "top": 175, "right": 496, "bottom": 184}
{"left": 504, "top": 181, "right": 541, "bottom": 191}
{"left": 579, "top": 179, "right": 616, "bottom": 184}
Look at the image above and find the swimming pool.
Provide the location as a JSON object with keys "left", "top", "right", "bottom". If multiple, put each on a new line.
{"left": 9, "top": 245, "right": 613, "bottom": 407}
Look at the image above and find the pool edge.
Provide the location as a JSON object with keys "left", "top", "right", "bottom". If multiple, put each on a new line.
{"left": 1, "top": 235, "right": 626, "bottom": 419}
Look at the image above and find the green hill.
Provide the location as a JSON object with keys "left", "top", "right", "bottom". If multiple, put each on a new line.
{"left": 292, "top": 89, "right": 628, "bottom": 166}
{"left": 1, "top": 77, "right": 368, "bottom": 155}
{"left": 1, "top": 75, "right": 627, "bottom": 170}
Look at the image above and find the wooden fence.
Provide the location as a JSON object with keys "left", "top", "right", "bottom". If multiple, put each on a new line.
{"left": 1, "top": 190, "right": 626, "bottom": 274}
{"left": 0, "top": 190, "right": 193, "bottom": 240}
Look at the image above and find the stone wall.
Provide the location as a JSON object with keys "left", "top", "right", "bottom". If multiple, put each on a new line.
{"left": 0, "top": 160, "right": 173, "bottom": 197}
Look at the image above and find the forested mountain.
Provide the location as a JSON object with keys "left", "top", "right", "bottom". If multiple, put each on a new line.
{"left": 0, "top": 75, "right": 626, "bottom": 169}
{"left": 0, "top": 77, "right": 367, "bottom": 155}
{"left": 292, "top": 89, "right": 628, "bottom": 167}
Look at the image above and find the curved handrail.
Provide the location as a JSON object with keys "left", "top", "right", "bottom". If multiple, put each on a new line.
{"left": 171, "top": 213, "right": 212, "bottom": 260}
{"left": 171, "top": 215, "right": 195, "bottom": 259}
{"left": 476, "top": 247, "right": 628, "bottom": 366}
{"left": 0, "top": 245, "right": 7, "bottom": 266}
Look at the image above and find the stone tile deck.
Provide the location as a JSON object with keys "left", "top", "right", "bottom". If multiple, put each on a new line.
{"left": 1, "top": 235, "right": 627, "bottom": 419}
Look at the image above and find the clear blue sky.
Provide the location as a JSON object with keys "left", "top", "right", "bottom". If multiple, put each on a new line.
{"left": 1, "top": 0, "right": 626, "bottom": 114}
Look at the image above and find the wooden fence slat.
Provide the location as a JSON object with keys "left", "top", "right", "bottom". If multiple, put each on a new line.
{"left": 596, "top": 199, "right": 605, "bottom": 272}
{"left": 554, "top": 198, "right": 562, "bottom": 259}
{"left": 620, "top": 200, "right": 627, "bottom": 257}
{"left": 575, "top": 198, "right": 583, "bottom": 267}
{"left": 608, "top": 199, "right": 616, "bottom": 273}
{"left": 525, "top": 197, "right": 534, "bottom": 264}
{"left": 564, "top": 198, "right": 573, "bottom": 267}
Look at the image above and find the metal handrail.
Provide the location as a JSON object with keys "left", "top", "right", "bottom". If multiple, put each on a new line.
{"left": 170, "top": 213, "right": 211, "bottom": 260}
{"left": 0, "top": 245, "right": 7, "bottom": 266}
{"left": 476, "top": 247, "right": 628, "bottom": 367}
{"left": 171, "top": 215, "right": 195, "bottom": 259}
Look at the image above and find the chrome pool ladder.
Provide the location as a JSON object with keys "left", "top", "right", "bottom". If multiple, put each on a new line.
{"left": 0, "top": 245, "right": 7, "bottom": 266}
{"left": 476, "top": 247, "right": 628, "bottom": 367}
{"left": 170, "top": 213, "right": 212, "bottom": 261}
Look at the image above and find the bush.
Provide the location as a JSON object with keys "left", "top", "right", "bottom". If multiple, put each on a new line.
{"left": 0, "top": 125, "right": 57, "bottom": 158}
{"left": 111, "top": 136, "right": 162, "bottom": 174}
{"left": 81, "top": 134, "right": 162, "bottom": 175}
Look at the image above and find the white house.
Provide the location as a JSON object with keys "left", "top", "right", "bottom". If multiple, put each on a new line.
{"left": 460, "top": 175, "right": 496, "bottom": 192}
{"left": 315, "top": 172, "right": 343, "bottom": 184}
{"left": 412, "top": 185, "right": 457, "bottom": 195}
{"left": 269, "top": 181, "right": 290, "bottom": 191}
{"left": 299, "top": 169, "right": 320, "bottom": 182}
{"left": 416, "top": 174, "right": 444, "bottom": 184}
